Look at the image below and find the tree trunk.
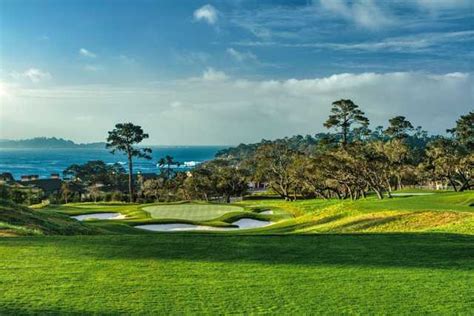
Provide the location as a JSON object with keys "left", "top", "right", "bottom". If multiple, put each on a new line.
{"left": 386, "top": 179, "right": 392, "bottom": 193}
{"left": 448, "top": 177, "right": 458, "bottom": 192}
{"left": 396, "top": 175, "right": 402, "bottom": 190}
{"left": 353, "top": 189, "right": 358, "bottom": 200}
{"left": 128, "top": 154, "right": 134, "bottom": 203}
{"left": 347, "top": 185, "right": 353, "bottom": 200}
{"left": 374, "top": 188, "right": 384, "bottom": 200}
{"left": 342, "top": 119, "right": 348, "bottom": 147}
{"left": 458, "top": 179, "right": 472, "bottom": 192}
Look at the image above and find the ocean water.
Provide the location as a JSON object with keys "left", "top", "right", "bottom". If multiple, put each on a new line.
{"left": 0, "top": 146, "right": 226, "bottom": 180}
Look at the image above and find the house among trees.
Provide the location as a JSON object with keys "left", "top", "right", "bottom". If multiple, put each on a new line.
{"left": 18, "top": 174, "right": 63, "bottom": 195}
{"left": 20, "top": 175, "right": 40, "bottom": 181}
{"left": 0, "top": 172, "right": 15, "bottom": 183}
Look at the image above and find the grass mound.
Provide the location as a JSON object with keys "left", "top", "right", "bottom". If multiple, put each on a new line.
{"left": 0, "top": 199, "right": 98, "bottom": 236}
{"left": 239, "top": 191, "right": 474, "bottom": 234}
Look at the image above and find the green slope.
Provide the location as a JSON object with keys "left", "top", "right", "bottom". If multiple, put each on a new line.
{"left": 0, "top": 199, "right": 97, "bottom": 236}
{"left": 238, "top": 191, "right": 474, "bottom": 235}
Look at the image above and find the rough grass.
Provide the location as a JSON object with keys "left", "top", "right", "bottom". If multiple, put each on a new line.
{"left": 238, "top": 191, "right": 474, "bottom": 235}
{"left": 0, "top": 199, "right": 97, "bottom": 236}
{"left": 0, "top": 233, "right": 472, "bottom": 314}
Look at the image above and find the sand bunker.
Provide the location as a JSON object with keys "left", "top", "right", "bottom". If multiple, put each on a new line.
{"left": 71, "top": 213, "right": 125, "bottom": 221}
{"left": 136, "top": 218, "right": 271, "bottom": 232}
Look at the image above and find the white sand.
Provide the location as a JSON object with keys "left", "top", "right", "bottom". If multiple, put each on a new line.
{"left": 71, "top": 213, "right": 125, "bottom": 221}
{"left": 135, "top": 218, "right": 272, "bottom": 232}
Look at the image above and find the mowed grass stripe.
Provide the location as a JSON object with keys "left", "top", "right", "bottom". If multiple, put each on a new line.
{"left": 0, "top": 233, "right": 472, "bottom": 314}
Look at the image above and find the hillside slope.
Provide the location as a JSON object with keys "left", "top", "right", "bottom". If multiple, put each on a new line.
{"left": 0, "top": 199, "right": 98, "bottom": 236}
{"left": 241, "top": 192, "right": 474, "bottom": 235}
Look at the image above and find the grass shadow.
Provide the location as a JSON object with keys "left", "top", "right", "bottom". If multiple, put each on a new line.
{"left": 2, "top": 233, "right": 472, "bottom": 270}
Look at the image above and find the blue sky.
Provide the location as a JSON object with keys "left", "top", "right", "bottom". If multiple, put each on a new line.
{"left": 0, "top": 0, "right": 473, "bottom": 144}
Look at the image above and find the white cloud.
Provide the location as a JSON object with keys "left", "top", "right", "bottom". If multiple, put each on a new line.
{"left": 118, "top": 55, "right": 136, "bottom": 64}
{"left": 174, "top": 51, "right": 210, "bottom": 65}
{"left": 413, "top": 0, "right": 471, "bottom": 10}
{"left": 170, "top": 101, "right": 182, "bottom": 108}
{"left": 319, "top": 0, "right": 394, "bottom": 29}
{"left": 201, "top": 68, "right": 228, "bottom": 81}
{"left": 193, "top": 4, "right": 218, "bottom": 24}
{"left": 0, "top": 82, "right": 11, "bottom": 98}
{"left": 79, "top": 48, "right": 97, "bottom": 58}
{"left": 235, "top": 30, "right": 474, "bottom": 53}
{"left": 330, "top": 31, "right": 474, "bottom": 52}
{"left": 1, "top": 72, "right": 471, "bottom": 144}
{"left": 9, "top": 68, "right": 52, "bottom": 83}
{"left": 226, "top": 48, "right": 257, "bottom": 62}
{"left": 83, "top": 65, "right": 102, "bottom": 72}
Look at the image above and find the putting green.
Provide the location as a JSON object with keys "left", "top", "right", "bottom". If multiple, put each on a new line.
{"left": 142, "top": 204, "right": 245, "bottom": 221}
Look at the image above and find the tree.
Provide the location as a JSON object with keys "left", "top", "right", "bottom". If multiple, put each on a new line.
{"left": 183, "top": 167, "right": 215, "bottom": 201}
{"left": 253, "top": 143, "right": 300, "bottom": 200}
{"left": 385, "top": 116, "right": 414, "bottom": 139}
{"left": 158, "top": 155, "right": 180, "bottom": 181}
{"left": 106, "top": 123, "right": 152, "bottom": 202}
{"left": 324, "top": 99, "right": 369, "bottom": 147}
{"left": 60, "top": 182, "right": 72, "bottom": 204}
{"left": 447, "top": 111, "right": 474, "bottom": 150}
{"left": 292, "top": 154, "right": 339, "bottom": 199}
{"left": 141, "top": 178, "right": 164, "bottom": 201}
{"left": 63, "top": 160, "right": 125, "bottom": 186}
{"left": 424, "top": 138, "right": 473, "bottom": 191}
{"left": 375, "top": 139, "right": 413, "bottom": 191}
{"left": 211, "top": 160, "right": 249, "bottom": 203}
{"left": 89, "top": 185, "right": 102, "bottom": 203}
{"left": 181, "top": 160, "right": 248, "bottom": 203}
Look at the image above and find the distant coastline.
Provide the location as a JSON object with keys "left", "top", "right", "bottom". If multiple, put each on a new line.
{"left": 0, "top": 137, "right": 106, "bottom": 149}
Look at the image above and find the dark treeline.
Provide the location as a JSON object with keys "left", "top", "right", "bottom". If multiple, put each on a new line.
{"left": 2, "top": 99, "right": 472, "bottom": 205}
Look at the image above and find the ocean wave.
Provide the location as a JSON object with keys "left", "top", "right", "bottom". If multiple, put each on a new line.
{"left": 155, "top": 161, "right": 201, "bottom": 168}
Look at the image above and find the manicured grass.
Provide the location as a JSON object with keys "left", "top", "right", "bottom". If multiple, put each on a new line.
{"left": 1, "top": 192, "right": 473, "bottom": 314}
{"left": 0, "top": 233, "right": 472, "bottom": 314}
{"left": 47, "top": 201, "right": 285, "bottom": 232}
{"left": 40, "top": 192, "right": 474, "bottom": 235}
{"left": 142, "top": 203, "right": 246, "bottom": 221}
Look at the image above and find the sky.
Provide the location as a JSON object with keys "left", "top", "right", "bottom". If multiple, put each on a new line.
{"left": 0, "top": 0, "right": 472, "bottom": 145}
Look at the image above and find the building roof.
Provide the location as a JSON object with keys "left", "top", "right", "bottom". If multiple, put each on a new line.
{"left": 20, "top": 179, "right": 63, "bottom": 194}
{"left": 0, "top": 172, "right": 15, "bottom": 182}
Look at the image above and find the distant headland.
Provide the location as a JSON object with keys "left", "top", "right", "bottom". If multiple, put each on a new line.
{"left": 0, "top": 137, "right": 106, "bottom": 149}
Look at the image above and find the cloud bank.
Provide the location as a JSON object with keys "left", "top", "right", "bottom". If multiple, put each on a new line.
{"left": 0, "top": 72, "right": 471, "bottom": 144}
{"left": 9, "top": 68, "right": 52, "bottom": 83}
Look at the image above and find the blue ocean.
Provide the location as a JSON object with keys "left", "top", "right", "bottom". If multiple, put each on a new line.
{"left": 0, "top": 146, "right": 226, "bottom": 180}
